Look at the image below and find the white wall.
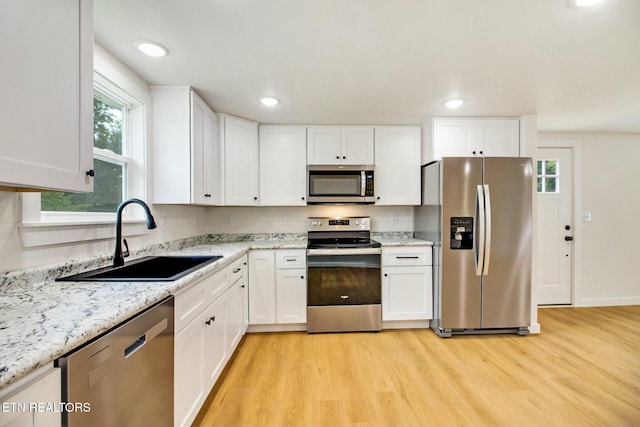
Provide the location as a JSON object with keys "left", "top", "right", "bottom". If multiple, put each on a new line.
{"left": 538, "top": 132, "right": 640, "bottom": 307}
{"left": 202, "top": 205, "right": 413, "bottom": 235}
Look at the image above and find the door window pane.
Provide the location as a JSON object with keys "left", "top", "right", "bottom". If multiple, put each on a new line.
{"left": 537, "top": 159, "right": 559, "bottom": 193}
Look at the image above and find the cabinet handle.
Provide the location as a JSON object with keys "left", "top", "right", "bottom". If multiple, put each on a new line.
{"left": 205, "top": 316, "right": 216, "bottom": 325}
{"left": 396, "top": 256, "right": 419, "bottom": 259}
{"left": 241, "top": 285, "right": 245, "bottom": 288}
{"left": 233, "top": 268, "right": 241, "bottom": 273}
{"left": 285, "top": 258, "right": 296, "bottom": 262}
{"left": 86, "top": 169, "right": 95, "bottom": 177}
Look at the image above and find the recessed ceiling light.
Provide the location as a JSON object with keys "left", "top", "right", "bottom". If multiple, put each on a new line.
{"left": 259, "top": 97, "right": 279, "bottom": 107}
{"left": 445, "top": 99, "right": 464, "bottom": 109}
{"left": 135, "top": 41, "right": 168, "bottom": 57}
{"left": 572, "top": 0, "right": 605, "bottom": 7}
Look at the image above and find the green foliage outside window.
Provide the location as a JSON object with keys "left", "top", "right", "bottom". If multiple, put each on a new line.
{"left": 41, "top": 95, "right": 125, "bottom": 213}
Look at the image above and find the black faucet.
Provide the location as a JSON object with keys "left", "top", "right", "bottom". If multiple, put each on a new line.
{"left": 114, "top": 198, "right": 157, "bottom": 267}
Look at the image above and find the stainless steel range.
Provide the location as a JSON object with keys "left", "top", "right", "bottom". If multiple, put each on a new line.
{"left": 306, "top": 216, "right": 382, "bottom": 333}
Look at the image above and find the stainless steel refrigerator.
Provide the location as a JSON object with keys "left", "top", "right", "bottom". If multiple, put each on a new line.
{"left": 415, "top": 157, "right": 533, "bottom": 337}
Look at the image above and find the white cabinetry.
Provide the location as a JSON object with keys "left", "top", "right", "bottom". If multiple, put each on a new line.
{"left": 0, "top": 0, "right": 93, "bottom": 192}
{"left": 173, "top": 258, "right": 247, "bottom": 427}
{"left": 220, "top": 114, "right": 259, "bottom": 205}
{"left": 307, "top": 126, "right": 374, "bottom": 165}
{"left": 423, "top": 118, "right": 519, "bottom": 163}
{"left": 374, "top": 127, "right": 421, "bottom": 205}
{"left": 259, "top": 126, "right": 307, "bottom": 206}
{"left": 0, "top": 366, "right": 61, "bottom": 427}
{"left": 249, "top": 250, "right": 307, "bottom": 327}
{"left": 382, "top": 246, "right": 433, "bottom": 322}
{"left": 275, "top": 250, "right": 307, "bottom": 324}
{"left": 248, "top": 250, "right": 276, "bottom": 324}
{"left": 152, "top": 86, "right": 220, "bottom": 205}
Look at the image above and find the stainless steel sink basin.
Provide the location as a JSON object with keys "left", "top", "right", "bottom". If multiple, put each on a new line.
{"left": 57, "top": 255, "right": 223, "bottom": 282}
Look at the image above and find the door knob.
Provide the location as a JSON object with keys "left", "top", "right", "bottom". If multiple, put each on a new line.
{"left": 565, "top": 236, "right": 574, "bottom": 241}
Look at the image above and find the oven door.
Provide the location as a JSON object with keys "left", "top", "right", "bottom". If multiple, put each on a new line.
{"left": 306, "top": 248, "right": 381, "bottom": 306}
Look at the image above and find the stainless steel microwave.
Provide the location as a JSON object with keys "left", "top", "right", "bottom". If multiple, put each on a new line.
{"left": 307, "top": 165, "right": 375, "bottom": 204}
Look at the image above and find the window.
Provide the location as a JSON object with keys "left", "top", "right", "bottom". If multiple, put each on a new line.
{"left": 537, "top": 159, "right": 559, "bottom": 193}
{"left": 19, "top": 67, "right": 149, "bottom": 247}
{"left": 41, "top": 88, "right": 129, "bottom": 213}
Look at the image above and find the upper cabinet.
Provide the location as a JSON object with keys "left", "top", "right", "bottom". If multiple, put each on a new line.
{"left": 307, "top": 126, "right": 374, "bottom": 165}
{"left": 220, "top": 114, "right": 259, "bottom": 206}
{"left": 152, "top": 86, "right": 221, "bottom": 205}
{"left": 0, "top": 0, "right": 93, "bottom": 192}
{"left": 259, "top": 126, "right": 307, "bottom": 206}
{"left": 374, "top": 127, "right": 421, "bottom": 205}
{"left": 423, "top": 118, "right": 519, "bottom": 163}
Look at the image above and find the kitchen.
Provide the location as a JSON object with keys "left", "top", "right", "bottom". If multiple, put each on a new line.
{"left": 1, "top": 0, "right": 640, "bottom": 426}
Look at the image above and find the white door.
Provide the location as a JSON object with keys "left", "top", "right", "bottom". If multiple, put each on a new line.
{"left": 536, "top": 148, "right": 573, "bottom": 305}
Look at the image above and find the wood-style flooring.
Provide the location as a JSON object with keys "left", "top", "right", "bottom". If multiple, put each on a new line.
{"left": 194, "top": 306, "right": 640, "bottom": 426}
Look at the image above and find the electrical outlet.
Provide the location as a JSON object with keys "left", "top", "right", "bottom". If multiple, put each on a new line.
{"left": 224, "top": 215, "right": 232, "bottom": 226}
{"left": 392, "top": 213, "right": 399, "bottom": 224}
{"left": 284, "top": 215, "right": 291, "bottom": 225}
{"left": 583, "top": 211, "right": 592, "bottom": 222}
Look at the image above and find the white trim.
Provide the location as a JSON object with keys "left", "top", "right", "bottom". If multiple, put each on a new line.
{"left": 18, "top": 220, "right": 151, "bottom": 248}
{"left": 575, "top": 296, "right": 640, "bottom": 307}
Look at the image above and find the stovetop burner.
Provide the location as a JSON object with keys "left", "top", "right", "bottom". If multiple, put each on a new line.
{"left": 307, "top": 216, "right": 380, "bottom": 249}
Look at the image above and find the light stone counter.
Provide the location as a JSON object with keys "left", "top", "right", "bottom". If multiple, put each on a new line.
{"left": 0, "top": 236, "right": 306, "bottom": 389}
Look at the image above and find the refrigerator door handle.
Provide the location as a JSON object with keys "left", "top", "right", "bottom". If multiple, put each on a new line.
{"left": 483, "top": 184, "right": 492, "bottom": 276}
{"left": 475, "top": 185, "right": 485, "bottom": 276}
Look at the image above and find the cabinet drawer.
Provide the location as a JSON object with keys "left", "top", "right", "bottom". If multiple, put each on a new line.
{"left": 382, "top": 246, "right": 432, "bottom": 266}
{"left": 275, "top": 250, "right": 306, "bottom": 269}
{"left": 206, "top": 267, "right": 230, "bottom": 306}
{"left": 229, "top": 257, "right": 244, "bottom": 284}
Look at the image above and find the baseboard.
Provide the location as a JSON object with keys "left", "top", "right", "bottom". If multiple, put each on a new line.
{"left": 575, "top": 297, "right": 640, "bottom": 307}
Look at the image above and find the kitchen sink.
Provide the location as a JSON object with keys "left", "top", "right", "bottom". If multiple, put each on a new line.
{"left": 57, "top": 255, "right": 223, "bottom": 282}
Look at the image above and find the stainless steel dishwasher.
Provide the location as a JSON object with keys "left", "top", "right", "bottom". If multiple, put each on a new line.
{"left": 57, "top": 296, "right": 174, "bottom": 427}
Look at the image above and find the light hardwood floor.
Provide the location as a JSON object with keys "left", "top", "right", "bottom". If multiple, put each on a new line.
{"left": 194, "top": 306, "right": 640, "bottom": 426}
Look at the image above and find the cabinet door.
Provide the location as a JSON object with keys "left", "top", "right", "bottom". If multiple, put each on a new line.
{"left": 307, "top": 126, "right": 341, "bottom": 165}
{"left": 382, "top": 266, "right": 432, "bottom": 321}
{"left": 226, "top": 278, "right": 244, "bottom": 355}
{"left": 275, "top": 269, "right": 307, "bottom": 324}
{"left": 259, "top": 126, "right": 307, "bottom": 205}
{"left": 203, "top": 295, "right": 227, "bottom": 392}
{"left": 341, "top": 127, "right": 374, "bottom": 165}
{"left": 174, "top": 318, "right": 204, "bottom": 427}
{"left": 223, "top": 116, "right": 259, "bottom": 205}
{"left": 432, "top": 119, "right": 477, "bottom": 159}
{"left": 374, "top": 127, "right": 421, "bottom": 205}
{"left": 0, "top": 0, "right": 93, "bottom": 192}
{"left": 478, "top": 119, "right": 519, "bottom": 157}
{"left": 191, "top": 92, "right": 219, "bottom": 205}
{"left": 0, "top": 368, "right": 61, "bottom": 427}
{"left": 248, "top": 251, "right": 276, "bottom": 324}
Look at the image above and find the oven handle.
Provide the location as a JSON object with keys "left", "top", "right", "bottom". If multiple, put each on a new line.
{"left": 306, "top": 247, "right": 382, "bottom": 256}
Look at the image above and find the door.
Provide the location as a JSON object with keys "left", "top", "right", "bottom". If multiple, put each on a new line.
{"left": 440, "top": 157, "right": 483, "bottom": 329}
{"left": 482, "top": 157, "right": 532, "bottom": 328}
{"left": 536, "top": 148, "right": 573, "bottom": 305}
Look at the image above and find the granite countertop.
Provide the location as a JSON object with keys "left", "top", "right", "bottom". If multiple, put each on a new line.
{"left": 0, "top": 234, "right": 432, "bottom": 390}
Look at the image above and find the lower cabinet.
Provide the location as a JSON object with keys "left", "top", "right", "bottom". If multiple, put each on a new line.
{"left": 249, "top": 249, "right": 307, "bottom": 326}
{"left": 382, "top": 246, "right": 433, "bottom": 321}
{"left": 173, "top": 257, "right": 248, "bottom": 427}
{"left": 0, "top": 367, "right": 60, "bottom": 427}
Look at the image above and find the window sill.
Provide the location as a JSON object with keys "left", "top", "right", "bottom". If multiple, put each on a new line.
{"left": 18, "top": 220, "right": 151, "bottom": 248}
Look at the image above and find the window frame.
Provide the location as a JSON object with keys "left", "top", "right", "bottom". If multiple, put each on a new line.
{"left": 537, "top": 159, "right": 560, "bottom": 194}
{"left": 19, "top": 70, "right": 150, "bottom": 247}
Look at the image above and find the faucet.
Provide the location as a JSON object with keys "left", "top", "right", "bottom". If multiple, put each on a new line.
{"left": 114, "top": 198, "right": 157, "bottom": 267}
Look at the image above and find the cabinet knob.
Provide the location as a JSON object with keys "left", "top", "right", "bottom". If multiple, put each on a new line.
{"left": 336, "top": 155, "right": 340, "bottom": 159}
{"left": 472, "top": 151, "right": 477, "bottom": 155}
{"left": 300, "top": 275, "right": 304, "bottom": 279}
{"left": 254, "top": 196, "right": 258, "bottom": 201}
{"left": 384, "top": 273, "right": 388, "bottom": 277}
{"left": 204, "top": 193, "right": 211, "bottom": 198}
{"left": 479, "top": 150, "right": 483, "bottom": 155}
{"left": 205, "top": 316, "right": 216, "bottom": 325}
{"left": 342, "top": 156, "right": 346, "bottom": 159}
{"left": 301, "top": 196, "right": 305, "bottom": 200}
{"left": 86, "top": 169, "right": 95, "bottom": 177}
{"left": 377, "top": 196, "right": 381, "bottom": 200}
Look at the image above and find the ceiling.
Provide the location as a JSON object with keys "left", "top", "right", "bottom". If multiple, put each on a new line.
{"left": 94, "top": 0, "right": 640, "bottom": 133}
